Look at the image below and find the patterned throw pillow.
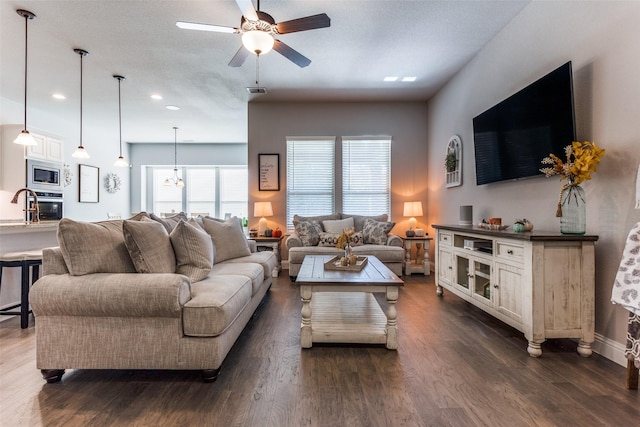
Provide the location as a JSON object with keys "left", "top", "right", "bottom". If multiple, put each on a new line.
{"left": 318, "top": 231, "right": 364, "bottom": 247}
{"left": 293, "top": 220, "right": 323, "bottom": 246}
{"left": 362, "top": 218, "right": 396, "bottom": 245}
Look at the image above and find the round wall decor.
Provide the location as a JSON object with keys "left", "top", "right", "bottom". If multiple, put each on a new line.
{"left": 104, "top": 172, "right": 122, "bottom": 193}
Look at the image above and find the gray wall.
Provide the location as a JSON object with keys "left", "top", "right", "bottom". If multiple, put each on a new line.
{"left": 247, "top": 101, "right": 429, "bottom": 233}
{"left": 129, "top": 143, "right": 247, "bottom": 214}
{"left": 426, "top": 1, "right": 640, "bottom": 363}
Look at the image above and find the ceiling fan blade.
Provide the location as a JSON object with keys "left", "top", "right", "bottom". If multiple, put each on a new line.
{"left": 276, "top": 13, "right": 330, "bottom": 34}
{"left": 228, "top": 45, "right": 250, "bottom": 67}
{"left": 235, "top": 0, "right": 259, "bottom": 21}
{"left": 273, "top": 39, "right": 311, "bottom": 68}
{"left": 176, "top": 21, "right": 238, "bottom": 34}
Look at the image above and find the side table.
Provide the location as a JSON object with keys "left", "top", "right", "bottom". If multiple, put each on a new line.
{"left": 251, "top": 235, "right": 284, "bottom": 277}
{"left": 402, "top": 236, "right": 432, "bottom": 276}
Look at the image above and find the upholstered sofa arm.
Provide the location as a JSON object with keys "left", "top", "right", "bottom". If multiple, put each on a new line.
{"left": 42, "top": 246, "right": 69, "bottom": 276}
{"left": 31, "top": 273, "right": 191, "bottom": 318}
{"left": 387, "top": 234, "right": 403, "bottom": 247}
{"left": 247, "top": 239, "right": 258, "bottom": 253}
{"left": 286, "top": 234, "right": 303, "bottom": 249}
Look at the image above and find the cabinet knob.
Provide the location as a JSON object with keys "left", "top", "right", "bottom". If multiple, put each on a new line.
{"left": 493, "top": 284, "right": 499, "bottom": 289}
{"left": 507, "top": 250, "right": 514, "bottom": 255}
{"left": 448, "top": 266, "right": 452, "bottom": 269}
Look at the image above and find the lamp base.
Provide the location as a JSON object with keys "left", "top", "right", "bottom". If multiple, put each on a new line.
{"left": 258, "top": 217, "right": 268, "bottom": 236}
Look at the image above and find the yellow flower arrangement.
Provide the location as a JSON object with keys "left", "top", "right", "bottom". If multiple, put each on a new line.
{"left": 540, "top": 141, "right": 605, "bottom": 217}
{"left": 540, "top": 141, "right": 605, "bottom": 185}
{"left": 335, "top": 227, "right": 355, "bottom": 249}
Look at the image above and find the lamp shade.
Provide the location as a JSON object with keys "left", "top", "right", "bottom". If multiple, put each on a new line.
{"left": 254, "top": 201, "right": 273, "bottom": 217}
{"left": 403, "top": 201, "right": 423, "bottom": 217}
{"left": 242, "top": 30, "right": 274, "bottom": 55}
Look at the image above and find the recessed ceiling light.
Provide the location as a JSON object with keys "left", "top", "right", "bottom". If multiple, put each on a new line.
{"left": 52, "top": 93, "right": 66, "bottom": 100}
{"left": 151, "top": 94, "right": 163, "bottom": 100}
{"left": 384, "top": 76, "right": 398, "bottom": 82}
{"left": 402, "top": 76, "right": 417, "bottom": 82}
{"left": 166, "top": 105, "right": 180, "bottom": 111}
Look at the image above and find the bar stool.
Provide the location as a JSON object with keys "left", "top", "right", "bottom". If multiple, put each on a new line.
{"left": 0, "top": 249, "right": 43, "bottom": 328}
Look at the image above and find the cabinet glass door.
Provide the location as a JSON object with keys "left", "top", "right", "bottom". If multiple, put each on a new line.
{"left": 455, "top": 255, "right": 470, "bottom": 290}
{"left": 472, "top": 260, "right": 492, "bottom": 303}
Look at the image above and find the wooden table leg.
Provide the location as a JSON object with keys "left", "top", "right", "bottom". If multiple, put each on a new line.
{"left": 385, "top": 286, "right": 399, "bottom": 350}
{"left": 300, "top": 285, "right": 313, "bottom": 348}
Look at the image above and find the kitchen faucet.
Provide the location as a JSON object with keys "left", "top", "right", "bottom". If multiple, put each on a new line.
{"left": 10, "top": 188, "right": 39, "bottom": 224}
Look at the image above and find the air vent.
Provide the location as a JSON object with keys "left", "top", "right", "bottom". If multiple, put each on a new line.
{"left": 246, "top": 87, "right": 267, "bottom": 94}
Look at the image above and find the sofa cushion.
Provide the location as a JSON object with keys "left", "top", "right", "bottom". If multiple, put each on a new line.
{"left": 351, "top": 244, "right": 405, "bottom": 262}
{"left": 182, "top": 275, "right": 252, "bottom": 337}
{"left": 150, "top": 212, "right": 188, "bottom": 233}
{"left": 57, "top": 218, "right": 136, "bottom": 276}
{"left": 322, "top": 217, "right": 355, "bottom": 233}
{"left": 318, "top": 231, "right": 364, "bottom": 247}
{"left": 222, "top": 251, "right": 278, "bottom": 280}
{"left": 170, "top": 220, "right": 214, "bottom": 282}
{"left": 344, "top": 213, "right": 388, "bottom": 232}
{"left": 201, "top": 217, "right": 251, "bottom": 263}
{"left": 363, "top": 218, "right": 396, "bottom": 245}
{"left": 293, "top": 220, "right": 322, "bottom": 246}
{"left": 210, "top": 262, "right": 264, "bottom": 296}
{"left": 293, "top": 213, "right": 341, "bottom": 224}
{"left": 123, "top": 218, "right": 176, "bottom": 274}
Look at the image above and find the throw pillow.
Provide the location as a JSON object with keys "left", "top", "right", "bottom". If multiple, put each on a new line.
{"left": 150, "top": 212, "right": 188, "bottom": 233}
{"left": 57, "top": 218, "right": 136, "bottom": 276}
{"left": 201, "top": 216, "right": 251, "bottom": 263}
{"left": 129, "top": 211, "right": 151, "bottom": 221}
{"left": 170, "top": 220, "right": 214, "bottom": 282}
{"left": 293, "top": 220, "right": 322, "bottom": 246}
{"left": 362, "top": 218, "right": 396, "bottom": 245}
{"left": 344, "top": 214, "right": 388, "bottom": 232}
{"left": 322, "top": 217, "right": 355, "bottom": 233}
{"left": 123, "top": 219, "right": 176, "bottom": 274}
{"left": 318, "top": 231, "right": 364, "bottom": 247}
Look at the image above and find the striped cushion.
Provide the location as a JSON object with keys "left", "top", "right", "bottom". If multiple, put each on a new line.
{"left": 169, "top": 220, "right": 214, "bottom": 282}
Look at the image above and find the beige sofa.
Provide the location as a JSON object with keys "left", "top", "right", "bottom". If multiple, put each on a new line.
{"left": 286, "top": 213, "right": 404, "bottom": 280}
{"left": 30, "top": 213, "right": 277, "bottom": 383}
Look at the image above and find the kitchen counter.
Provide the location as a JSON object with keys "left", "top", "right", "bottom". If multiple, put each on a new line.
{"left": 0, "top": 220, "right": 59, "bottom": 234}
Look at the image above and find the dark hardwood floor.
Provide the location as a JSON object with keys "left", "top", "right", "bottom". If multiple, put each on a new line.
{"left": 1, "top": 274, "right": 637, "bottom": 426}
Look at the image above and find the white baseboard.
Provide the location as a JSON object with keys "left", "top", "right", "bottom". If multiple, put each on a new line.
{"left": 592, "top": 332, "right": 628, "bottom": 367}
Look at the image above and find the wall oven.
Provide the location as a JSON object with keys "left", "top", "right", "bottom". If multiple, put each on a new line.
{"left": 27, "top": 191, "right": 64, "bottom": 222}
{"left": 26, "top": 159, "right": 62, "bottom": 192}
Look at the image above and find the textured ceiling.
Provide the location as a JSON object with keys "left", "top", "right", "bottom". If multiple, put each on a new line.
{"left": 0, "top": 1, "right": 529, "bottom": 143}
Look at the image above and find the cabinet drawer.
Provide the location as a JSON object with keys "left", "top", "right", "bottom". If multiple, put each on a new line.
{"left": 439, "top": 231, "right": 453, "bottom": 246}
{"left": 496, "top": 241, "right": 524, "bottom": 262}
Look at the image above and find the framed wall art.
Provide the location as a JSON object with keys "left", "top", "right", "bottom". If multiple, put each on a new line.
{"left": 259, "top": 153, "right": 280, "bottom": 191}
{"left": 79, "top": 164, "right": 99, "bottom": 203}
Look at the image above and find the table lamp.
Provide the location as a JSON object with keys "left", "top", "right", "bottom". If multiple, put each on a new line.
{"left": 254, "top": 201, "right": 273, "bottom": 236}
{"left": 403, "top": 201, "right": 423, "bottom": 236}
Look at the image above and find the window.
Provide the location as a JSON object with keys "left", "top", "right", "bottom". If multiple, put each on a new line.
{"left": 286, "top": 137, "right": 336, "bottom": 230}
{"left": 285, "top": 136, "right": 392, "bottom": 231}
{"left": 342, "top": 137, "right": 391, "bottom": 216}
{"left": 148, "top": 166, "right": 248, "bottom": 219}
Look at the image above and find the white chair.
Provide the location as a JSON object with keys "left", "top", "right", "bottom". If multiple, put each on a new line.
{"left": 107, "top": 213, "right": 122, "bottom": 220}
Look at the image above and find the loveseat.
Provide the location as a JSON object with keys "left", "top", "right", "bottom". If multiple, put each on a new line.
{"left": 286, "top": 213, "right": 404, "bottom": 280}
{"left": 30, "top": 212, "right": 277, "bottom": 383}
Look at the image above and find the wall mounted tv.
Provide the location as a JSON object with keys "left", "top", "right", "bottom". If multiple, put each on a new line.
{"left": 473, "top": 61, "right": 576, "bottom": 185}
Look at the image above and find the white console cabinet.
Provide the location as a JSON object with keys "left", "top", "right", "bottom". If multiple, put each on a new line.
{"left": 433, "top": 225, "right": 598, "bottom": 358}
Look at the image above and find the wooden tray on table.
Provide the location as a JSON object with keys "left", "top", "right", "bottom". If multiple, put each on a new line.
{"left": 324, "top": 255, "right": 368, "bottom": 272}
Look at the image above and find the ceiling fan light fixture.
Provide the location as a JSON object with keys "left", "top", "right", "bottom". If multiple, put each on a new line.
{"left": 242, "top": 30, "right": 274, "bottom": 55}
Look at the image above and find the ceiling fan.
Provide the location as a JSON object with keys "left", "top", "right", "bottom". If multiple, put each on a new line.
{"left": 176, "top": 0, "right": 330, "bottom": 68}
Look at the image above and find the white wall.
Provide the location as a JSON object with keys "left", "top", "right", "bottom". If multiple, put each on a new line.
{"left": 426, "top": 1, "right": 640, "bottom": 360}
{"left": 247, "top": 101, "right": 429, "bottom": 233}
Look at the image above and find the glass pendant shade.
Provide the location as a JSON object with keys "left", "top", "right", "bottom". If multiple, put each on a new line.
{"left": 14, "top": 10, "right": 37, "bottom": 146}
{"left": 242, "top": 30, "right": 274, "bottom": 55}
{"left": 14, "top": 130, "right": 37, "bottom": 146}
{"left": 165, "top": 127, "right": 184, "bottom": 187}
{"left": 163, "top": 178, "right": 171, "bottom": 187}
{"left": 72, "top": 145, "right": 90, "bottom": 159}
{"left": 114, "top": 155, "right": 128, "bottom": 167}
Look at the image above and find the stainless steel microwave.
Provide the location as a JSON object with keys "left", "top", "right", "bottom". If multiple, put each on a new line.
{"left": 26, "top": 159, "right": 62, "bottom": 192}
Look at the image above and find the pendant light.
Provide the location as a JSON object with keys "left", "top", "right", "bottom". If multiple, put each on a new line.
{"left": 13, "top": 9, "right": 37, "bottom": 146}
{"left": 113, "top": 75, "right": 128, "bottom": 167}
{"left": 164, "top": 127, "right": 184, "bottom": 187}
{"left": 72, "top": 48, "right": 90, "bottom": 159}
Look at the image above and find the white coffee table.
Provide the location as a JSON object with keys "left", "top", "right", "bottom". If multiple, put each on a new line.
{"left": 295, "top": 255, "right": 404, "bottom": 350}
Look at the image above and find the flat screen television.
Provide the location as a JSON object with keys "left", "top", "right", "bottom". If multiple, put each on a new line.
{"left": 473, "top": 61, "right": 576, "bottom": 185}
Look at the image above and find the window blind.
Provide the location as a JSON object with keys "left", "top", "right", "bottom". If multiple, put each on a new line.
{"left": 342, "top": 137, "right": 391, "bottom": 217}
{"left": 286, "top": 137, "right": 336, "bottom": 230}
